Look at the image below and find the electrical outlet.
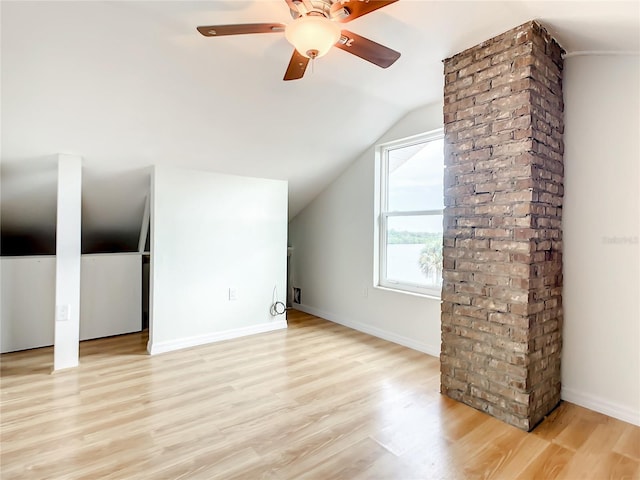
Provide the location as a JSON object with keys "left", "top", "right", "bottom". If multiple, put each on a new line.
{"left": 56, "top": 305, "right": 70, "bottom": 322}
{"left": 228, "top": 288, "right": 237, "bottom": 301}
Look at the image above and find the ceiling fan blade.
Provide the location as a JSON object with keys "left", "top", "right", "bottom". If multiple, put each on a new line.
{"left": 284, "top": 49, "right": 310, "bottom": 81}
{"left": 331, "top": 0, "right": 398, "bottom": 23}
{"left": 335, "top": 30, "right": 400, "bottom": 68}
{"left": 197, "top": 23, "right": 286, "bottom": 37}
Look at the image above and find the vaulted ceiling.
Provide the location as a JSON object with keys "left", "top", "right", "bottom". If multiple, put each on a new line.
{"left": 2, "top": 1, "right": 638, "bottom": 253}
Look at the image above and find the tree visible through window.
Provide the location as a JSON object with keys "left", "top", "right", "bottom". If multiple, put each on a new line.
{"left": 376, "top": 130, "right": 444, "bottom": 296}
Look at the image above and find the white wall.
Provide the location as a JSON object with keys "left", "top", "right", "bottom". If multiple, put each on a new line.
{"left": 149, "top": 166, "right": 288, "bottom": 354}
{"left": 562, "top": 54, "right": 640, "bottom": 425}
{"left": 1, "top": 256, "right": 56, "bottom": 352}
{"left": 1, "top": 254, "right": 143, "bottom": 353}
{"left": 80, "top": 254, "right": 142, "bottom": 341}
{"left": 288, "top": 102, "right": 444, "bottom": 356}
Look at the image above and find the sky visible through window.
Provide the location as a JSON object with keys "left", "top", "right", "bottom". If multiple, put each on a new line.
{"left": 387, "top": 138, "right": 444, "bottom": 232}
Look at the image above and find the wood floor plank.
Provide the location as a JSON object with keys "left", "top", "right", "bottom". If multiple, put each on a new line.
{"left": 1, "top": 309, "right": 638, "bottom": 479}
{"left": 515, "top": 443, "right": 575, "bottom": 480}
{"left": 615, "top": 423, "right": 640, "bottom": 461}
{"left": 486, "top": 432, "right": 549, "bottom": 480}
{"left": 297, "top": 437, "right": 393, "bottom": 480}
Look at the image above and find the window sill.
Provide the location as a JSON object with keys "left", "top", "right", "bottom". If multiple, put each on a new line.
{"left": 374, "top": 284, "right": 442, "bottom": 301}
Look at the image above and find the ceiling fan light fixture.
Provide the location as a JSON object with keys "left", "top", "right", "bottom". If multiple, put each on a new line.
{"left": 284, "top": 15, "right": 341, "bottom": 59}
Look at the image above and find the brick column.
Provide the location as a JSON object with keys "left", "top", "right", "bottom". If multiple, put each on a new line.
{"left": 440, "top": 21, "right": 564, "bottom": 431}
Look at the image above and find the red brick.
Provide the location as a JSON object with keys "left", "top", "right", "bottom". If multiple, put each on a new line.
{"left": 442, "top": 20, "right": 563, "bottom": 431}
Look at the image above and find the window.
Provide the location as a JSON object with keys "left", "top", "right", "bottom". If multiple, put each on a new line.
{"left": 375, "top": 129, "right": 444, "bottom": 297}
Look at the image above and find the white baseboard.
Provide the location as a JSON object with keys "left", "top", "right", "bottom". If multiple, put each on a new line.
{"left": 561, "top": 386, "right": 640, "bottom": 426}
{"left": 295, "top": 304, "right": 440, "bottom": 358}
{"left": 148, "top": 320, "right": 288, "bottom": 355}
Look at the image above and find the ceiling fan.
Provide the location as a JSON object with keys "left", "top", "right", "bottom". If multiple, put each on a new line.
{"left": 197, "top": 0, "right": 400, "bottom": 81}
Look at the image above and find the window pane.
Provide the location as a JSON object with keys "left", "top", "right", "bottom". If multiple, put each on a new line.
{"left": 385, "top": 215, "right": 443, "bottom": 288}
{"left": 387, "top": 138, "right": 444, "bottom": 212}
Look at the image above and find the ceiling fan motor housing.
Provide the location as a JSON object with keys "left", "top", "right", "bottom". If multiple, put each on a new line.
{"left": 290, "top": 0, "right": 349, "bottom": 20}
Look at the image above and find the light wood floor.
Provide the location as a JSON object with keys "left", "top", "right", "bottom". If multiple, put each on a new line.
{"left": 1, "top": 310, "right": 638, "bottom": 479}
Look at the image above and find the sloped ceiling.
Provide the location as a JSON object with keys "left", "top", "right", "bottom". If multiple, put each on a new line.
{"left": 1, "top": 1, "right": 638, "bottom": 253}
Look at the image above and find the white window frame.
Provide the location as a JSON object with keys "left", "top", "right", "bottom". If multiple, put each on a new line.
{"left": 374, "top": 128, "right": 444, "bottom": 298}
